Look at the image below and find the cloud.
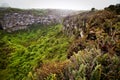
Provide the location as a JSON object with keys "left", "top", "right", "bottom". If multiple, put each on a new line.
{"left": 0, "top": 0, "right": 119, "bottom": 10}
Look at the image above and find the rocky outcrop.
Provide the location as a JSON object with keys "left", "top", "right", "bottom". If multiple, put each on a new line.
{"left": 0, "top": 8, "right": 78, "bottom": 32}
{"left": 1, "top": 12, "right": 59, "bottom": 32}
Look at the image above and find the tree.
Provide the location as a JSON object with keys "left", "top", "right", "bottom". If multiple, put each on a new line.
{"left": 91, "top": 8, "right": 95, "bottom": 12}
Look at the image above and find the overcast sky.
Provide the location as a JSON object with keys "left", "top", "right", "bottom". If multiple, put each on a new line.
{"left": 0, "top": 0, "right": 119, "bottom": 10}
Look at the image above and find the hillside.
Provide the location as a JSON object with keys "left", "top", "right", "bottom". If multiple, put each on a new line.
{"left": 0, "top": 24, "right": 73, "bottom": 80}
{"left": 0, "top": 4, "right": 120, "bottom": 80}
{"left": 61, "top": 4, "right": 120, "bottom": 80}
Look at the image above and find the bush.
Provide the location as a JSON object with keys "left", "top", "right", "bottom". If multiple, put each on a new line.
{"left": 0, "top": 24, "right": 71, "bottom": 80}
{"left": 63, "top": 48, "right": 120, "bottom": 80}
{"left": 33, "top": 61, "right": 69, "bottom": 80}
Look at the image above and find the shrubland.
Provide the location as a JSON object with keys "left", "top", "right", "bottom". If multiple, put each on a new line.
{"left": 0, "top": 24, "right": 72, "bottom": 80}
{"left": 0, "top": 4, "right": 120, "bottom": 80}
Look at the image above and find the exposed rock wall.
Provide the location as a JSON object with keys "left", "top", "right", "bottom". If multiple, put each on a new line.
{"left": 0, "top": 12, "right": 60, "bottom": 32}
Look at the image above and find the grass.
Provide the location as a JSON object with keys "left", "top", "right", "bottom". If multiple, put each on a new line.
{"left": 0, "top": 24, "right": 72, "bottom": 80}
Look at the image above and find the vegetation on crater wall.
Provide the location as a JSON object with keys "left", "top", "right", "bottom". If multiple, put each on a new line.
{"left": 0, "top": 4, "right": 120, "bottom": 80}
{"left": 0, "top": 24, "right": 72, "bottom": 80}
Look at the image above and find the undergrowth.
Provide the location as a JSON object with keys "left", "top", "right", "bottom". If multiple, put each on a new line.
{"left": 0, "top": 24, "right": 72, "bottom": 80}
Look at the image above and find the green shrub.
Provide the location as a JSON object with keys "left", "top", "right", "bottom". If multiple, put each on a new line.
{"left": 64, "top": 49, "right": 120, "bottom": 80}
{"left": 0, "top": 24, "right": 71, "bottom": 80}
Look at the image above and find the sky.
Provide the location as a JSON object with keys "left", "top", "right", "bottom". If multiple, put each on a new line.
{"left": 0, "top": 0, "right": 120, "bottom": 10}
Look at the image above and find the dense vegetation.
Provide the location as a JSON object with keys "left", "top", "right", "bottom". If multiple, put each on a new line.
{"left": 0, "top": 24, "right": 73, "bottom": 80}
{"left": 30, "top": 10, "right": 120, "bottom": 80}
{"left": 0, "top": 4, "right": 120, "bottom": 80}
{"left": 59, "top": 7, "right": 120, "bottom": 79}
{"left": 104, "top": 4, "right": 120, "bottom": 14}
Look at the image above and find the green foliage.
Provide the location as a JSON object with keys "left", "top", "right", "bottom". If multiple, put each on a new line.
{"left": 104, "top": 4, "right": 120, "bottom": 14}
{"left": 0, "top": 6, "right": 120, "bottom": 80}
{"left": 97, "top": 54, "right": 120, "bottom": 80}
{"left": 45, "top": 74, "right": 57, "bottom": 80}
{"left": 64, "top": 48, "right": 101, "bottom": 80}
{"left": 64, "top": 48, "right": 120, "bottom": 80}
{"left": 27, "top": 72, "right": 35, "bottom": 80}
{"left": 91, "top": 8, "right": 96, "bottom": 12}
{"left": 62, "top": 7, "right": 120, "bottom": 80}
{"left": 63, "top": 18, "right": 120, "bottom": 80}
{"left": 0, "top": 24, "right": 71, "bottom": 80}
{"left": 90, "top": 64, "right": 102, "bottom": 80}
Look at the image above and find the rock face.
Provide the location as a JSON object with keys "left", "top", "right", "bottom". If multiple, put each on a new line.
{"left": 0, "top": 8, "right": 78, "bottom": 32}
{"left": 0, "top": 7, "right": 77, "bottom": 32}
{"left": 1, "top": 12, "right": 59, "bottom": 32}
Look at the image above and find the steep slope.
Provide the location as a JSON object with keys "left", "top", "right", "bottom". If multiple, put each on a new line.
{"left": 0, "top": 8, "right": 77, "bottom": 32}
{"left": 31, "top": 9, "right": 120, "bottom": 80}
{"left": 63, "top": 10, "right": 120, "bottom": 58}
{"left": 0, "top": 8, "right": 59, "bottom": 32}
{"left": 58, "top": 6, "right": 120, "bottom": 80}
{"left": 0, "top": 24, "right": 72, "bottom": 80}
{"left": 0, "top": 4, "right": 120, "bottom": 80}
